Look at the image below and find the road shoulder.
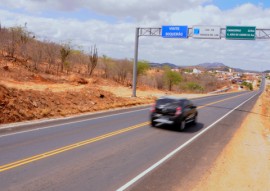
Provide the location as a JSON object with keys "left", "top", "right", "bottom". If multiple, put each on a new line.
{"left": 192, "top": 92, "right": 270, "bottom": 190}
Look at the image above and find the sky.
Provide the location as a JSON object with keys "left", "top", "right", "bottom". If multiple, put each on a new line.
{"left": 0, "top": 0, "right": 270, "bottom": 71}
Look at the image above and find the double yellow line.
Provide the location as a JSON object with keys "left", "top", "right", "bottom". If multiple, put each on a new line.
{"left": 0, "top": 91, "right": 251, "bottom": 173}
{"left": 197, "top": 92, "right": 247, "bottom": 109}
{"left": 0, "top": 122, "right": 149, "bottom": 173}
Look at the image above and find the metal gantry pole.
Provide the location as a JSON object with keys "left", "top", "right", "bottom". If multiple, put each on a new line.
{"left": 132, "top": 27, "right": 139, "bottom": 97}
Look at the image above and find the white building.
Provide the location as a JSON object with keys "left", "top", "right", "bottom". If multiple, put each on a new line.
{"left": 193, "top": 68, "right": 202, "bottom": 74}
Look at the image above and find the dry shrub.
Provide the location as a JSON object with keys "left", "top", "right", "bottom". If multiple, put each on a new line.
{"left": 262, "top": 85, "right": 270, "bottom": 122}
{"left": 3, "top": 66, "right": 9, "bottom": 71}
{"left": 69, "top": 75, "right": 88, "bottom": 84}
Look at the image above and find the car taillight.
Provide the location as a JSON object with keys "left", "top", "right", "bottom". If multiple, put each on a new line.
{"left": 150, "top": 103, "right": 156, "bottom": 112}
{"left": 175, "top": 107, "right": 182, "bottom": 116}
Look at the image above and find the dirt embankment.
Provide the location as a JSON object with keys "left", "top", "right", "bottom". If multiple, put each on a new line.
{"left": 192, "top": 81, "right": 270, "bottom": 191}
{"left": 0, "top": 84, "right": 154, "bottom": 124}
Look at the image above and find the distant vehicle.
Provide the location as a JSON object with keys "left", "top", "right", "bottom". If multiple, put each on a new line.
{"left": 150, "top": 96, "right": 198, "bottom": 131}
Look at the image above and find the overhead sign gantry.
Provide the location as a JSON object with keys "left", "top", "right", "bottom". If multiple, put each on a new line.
{"left": 132, "top": 25, "right": 270, "bottom": 97}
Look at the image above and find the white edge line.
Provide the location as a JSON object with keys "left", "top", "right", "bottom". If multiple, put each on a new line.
{"left": 116, "top": 91, "right": 260, "bottom": 191}
{"left": 0, "top": 94, "right": 234, "bottom": 138}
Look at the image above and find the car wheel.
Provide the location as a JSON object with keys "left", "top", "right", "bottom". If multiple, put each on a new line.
{"left": 191, "top": 115, "right": 197, "bottom": 125}
{"left": 151, "top": 120, "right": 157, "bottom": 127}
{"left": 179, "top": 120, "right": 186, "bottom": 131}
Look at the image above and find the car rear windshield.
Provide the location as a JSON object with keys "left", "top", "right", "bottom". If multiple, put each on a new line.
{"left": 156, "top": 98, "right": 182, "bottom": 106}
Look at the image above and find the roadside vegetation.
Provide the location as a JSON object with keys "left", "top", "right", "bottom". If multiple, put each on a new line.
{"left": 262, "top": 82, "right": 270, "bottom": 121}
{"left": 0, "top": 25, "right": 228, "bottom": 93}
{"left": 241, "top": 81, "right": 253, "bottom": 91}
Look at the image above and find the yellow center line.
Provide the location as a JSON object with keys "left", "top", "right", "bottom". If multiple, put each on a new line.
{"left": 197, "top": 92, "right": 250, "bottom": 109}
{"left": 0, "top": 122, "right": 149, "bottom": 172}
{"left": 0, "top": 91, "right": 252, "bottom": 173}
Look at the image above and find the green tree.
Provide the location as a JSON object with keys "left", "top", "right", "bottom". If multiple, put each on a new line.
{"left": 137, "top": 60, "right": 150, "bottom": 77}
{"left": 184, "top": 68, "right": 193, "bottom": 73}
{"left": 186, "top": 82, "right": 204, "bottom": 92}
{"left": 164, "top": 69, "right": 182, "bottom": 91}
{"left": 242, "top": 81, "right": 253, "bottom": 91}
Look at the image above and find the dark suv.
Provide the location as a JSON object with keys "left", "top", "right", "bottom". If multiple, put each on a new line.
{"left": 150, "top": 96, "right": 198, "bottom": 131}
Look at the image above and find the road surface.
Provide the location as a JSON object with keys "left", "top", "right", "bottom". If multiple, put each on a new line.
{"left": 0, "top": 80, "right": 264, "bottom": 191}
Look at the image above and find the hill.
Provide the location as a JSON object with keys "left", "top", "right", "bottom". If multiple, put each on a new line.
{"left": 196, "top": 62, "right": 227, "bottom": 68}
{"left": 195, "top": 63, "right": 259, "bottom": 73}
{"left": 150, "top": 61, "right": 260, "bottom": 73}
{"left": 149, "top": 62, "right": 178, "bottom": 69}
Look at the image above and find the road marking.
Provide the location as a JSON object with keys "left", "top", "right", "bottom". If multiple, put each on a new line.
{"left": 0, "top": 91, "right": 254, "bottom": 173}
{"left": 116, "top": 91, "right": 260, "bottom": 191}
{"left": 197, "top": 92, "right": 250, "bottom": 109}
{"left": 0, "top": 122, "right": 149, "bottom": 173}
{"left": 0, "top": 108, "right": 149, "bottom": 138}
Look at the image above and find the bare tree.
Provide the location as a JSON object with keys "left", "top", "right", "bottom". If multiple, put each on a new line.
{"left": 18, "top": 23, "right": 32, "bottom": 62}
{"left": 6, "top": 27, "right": 18, "bottom": 58}
{"left": 155, "top": 73, "right": 165, "bottom": 89}
{"left": 113, "top": 59, "right": 133, "bottom": 85}
{"left": 4, "top": 26, "right": 31, "bottom": 59}
{"left": 87, "top": 45, "right": 98, "bottom": 76}
{"left": 69, "top": 49, "right": 88, "bottom": 74}
{"left": 0, "top": 27, "right": 8, "bottom": 56}
{"left": 101, "top": 54, "right": 112, "bottom": 79}
{"left": 44, "top": 41, "right": 60, "bottom": 73}
{"left": 31, "top": 41, "right": 43, "bottom": 71}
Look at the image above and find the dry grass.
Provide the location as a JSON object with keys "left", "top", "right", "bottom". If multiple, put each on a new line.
{"left": 261, "top": 83, "right": 270, "bottom": 142}
{"left": 262, "top": 85, "right": 270, "bottom": 122}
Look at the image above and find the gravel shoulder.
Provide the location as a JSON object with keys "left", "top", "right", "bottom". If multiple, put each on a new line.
{"left": 192, "top": 82, "right": 270, "bottom": 191}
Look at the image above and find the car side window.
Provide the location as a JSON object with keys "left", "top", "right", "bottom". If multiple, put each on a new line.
{"left": 184, "top": 100, "right": 193, "bottom": 109}
{"left": 183, "top": 100, "right": 189, "bottom": 108}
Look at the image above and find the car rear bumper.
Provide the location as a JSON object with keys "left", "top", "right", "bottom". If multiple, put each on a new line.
{"left": 153, "top": 118, "right": 174, "bottom": 124}
{"left": 151, "top": 113, "right": 180, "bottom": 125}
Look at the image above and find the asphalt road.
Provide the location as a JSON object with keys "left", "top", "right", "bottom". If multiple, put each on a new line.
{"left": 0, "top": 80, "right": 265, "bottom": 191}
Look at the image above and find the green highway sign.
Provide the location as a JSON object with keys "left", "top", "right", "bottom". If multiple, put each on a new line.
{"left": 226, "top": 26, "right": 256, "bottom": 40}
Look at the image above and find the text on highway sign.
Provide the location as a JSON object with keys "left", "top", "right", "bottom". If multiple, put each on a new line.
{"left": 162, "top": 26, "right": 188, "bottom": 38}
{"left": 193, "top": 26, "right": 221, "bottom": 39}
{"left": 226, "top": 26, "right": 256, "bottom": 40}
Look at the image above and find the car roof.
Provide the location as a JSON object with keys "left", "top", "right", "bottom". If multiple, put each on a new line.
{"left": 157, "top": 96, "right": 187, "bottom": 101}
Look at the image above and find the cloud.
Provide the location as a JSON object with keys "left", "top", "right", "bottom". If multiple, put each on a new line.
{"left": 0, "top": 2, "right": 270, "bottom": 71}
{"left": 0, "top": 0, "right": 210, "bottom": 20}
